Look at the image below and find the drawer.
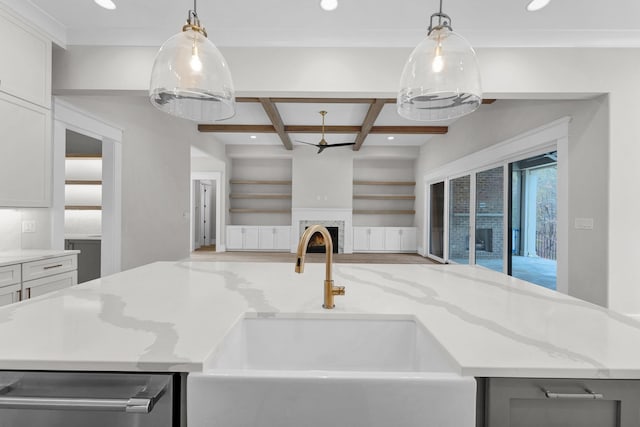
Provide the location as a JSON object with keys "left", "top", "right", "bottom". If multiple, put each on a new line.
{"left": 0, "top": 283, "right": 21, "bottom": 307}
{"left": 22, "top": 270, "right": 77, "bottom": 299}
{"left": 22, "top": 255, "right": 77, "bottom": 282}
{"left": 0, "top": 264, "right": 21, "bottom": 287}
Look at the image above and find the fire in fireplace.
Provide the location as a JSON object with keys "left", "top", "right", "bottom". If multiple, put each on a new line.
{"left": 305, "top": 226, "right": 339, "bottom": 253}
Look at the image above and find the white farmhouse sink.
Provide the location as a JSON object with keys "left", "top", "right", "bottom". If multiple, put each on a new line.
{"left": 188, "top": 315, "right": 476, "bottom": 427}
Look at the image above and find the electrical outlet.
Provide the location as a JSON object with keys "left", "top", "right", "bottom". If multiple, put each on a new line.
{"left": 22, "top": 220, "right": 36, "bottom": 233}
{"left": 574, "top": 218, "right": 594, "bottom": 230}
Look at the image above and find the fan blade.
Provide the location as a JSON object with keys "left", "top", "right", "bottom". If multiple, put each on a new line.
{"left": 317, "top": 145, "right": 327, "bottom": 154}
{"left": 327, "top": 142, "right": 356, "bottom": 147}
{"left": 295, "top": 140, "right": 320, "bottom": 147}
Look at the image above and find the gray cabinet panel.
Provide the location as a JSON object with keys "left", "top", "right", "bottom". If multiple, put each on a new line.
{"left": 65, "top": 240, "right": 101, "bottom": 284}
{"left": 484, "top": 378, "right": 640, "bottom": 427}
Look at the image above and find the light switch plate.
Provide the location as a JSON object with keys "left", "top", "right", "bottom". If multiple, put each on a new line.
{"left": 574, "top": 218, "right": 594, "bottom": 230}
{"left": 21, "top": 220, "right": 36, "bottom": 233}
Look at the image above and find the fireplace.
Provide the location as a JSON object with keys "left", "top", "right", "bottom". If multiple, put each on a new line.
{"left": 305, "top": 226, "right": 339, "bottom": 253}
{"left": 476, "top": 228, "right": 493, "bottom": 252}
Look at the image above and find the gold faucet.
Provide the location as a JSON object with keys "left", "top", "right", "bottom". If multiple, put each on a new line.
{"left": 295, "top": 224, "right": 345, "bottom": 309}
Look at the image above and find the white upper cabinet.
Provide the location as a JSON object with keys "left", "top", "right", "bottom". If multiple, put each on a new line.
{"left": 0, "top": 9, "right": 51, "bottom": 108}
{"left": 0, "top": 7, "right": 52, "bottom": 207}
{"left": 0, "top": 93, "right": 51, "bottom": 206}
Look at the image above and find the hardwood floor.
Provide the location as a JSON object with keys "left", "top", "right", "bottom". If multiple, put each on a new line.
{"left": 189, "top": 250, "right": 439, "bottom": 265}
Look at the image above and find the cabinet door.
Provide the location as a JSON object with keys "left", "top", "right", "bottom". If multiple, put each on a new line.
{"left": 243, "top": 227, "right": 260, "bottom": 249}
{"left": 258, "top": 227, "right": 275, "bottom": 250}
{"left": 486, "top": 377, "right": 640, "bottom": 427}
{"left": 274, "top": 227, "right": 291, "bottom": 251}
{"left": 353, "top": 227, "right": 369, "bottom": 251}
{"left": 384, "top": 228, "right": 402, "bottom": 252}
{"left": 226, "top": 227, "right": 244, "bottom": 250}
{"left": 0, "top": 10, "right": 51, "bottom": 107}
{"left": 0, "top": 93, "right": 51, "bottom": 207}
{"left": 401, "top": 227, "right": 417, "bottom": 252}
{"left": 0, "top": 284, "right": 20, "bottom": 307}
{"left": 66, "top": 240, "right": 101, "bottom": 284}
{"left": 23, "top": 271, "right": 77, "bottom": 299}
{"left": 369, "top": 228, "right": 386, "bottom": 251}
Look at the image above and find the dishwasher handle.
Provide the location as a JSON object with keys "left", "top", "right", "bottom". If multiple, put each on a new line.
{"left": 0, "top": 396, "right": 153, "bottom": 413}
{"left": 0, "top": 375, "right": 170, "bottom": 414}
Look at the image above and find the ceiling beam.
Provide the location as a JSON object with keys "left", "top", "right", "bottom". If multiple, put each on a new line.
{"left": 353, "top": 98, "right": 386, "bottom": 151}
{"left": 198, "top": 124, "right": 449, "bottom": 134}
{"left": 198, "top": 124, "right": 276, "bottom": 133}
{"left": 285, "top": 125, "right": 362, "bottom": 134}
{"left": 370, "top": 126, "right": 448, "bottom": 134}
{"left": 259, "top": 98, "right": 293, "bottom": 150}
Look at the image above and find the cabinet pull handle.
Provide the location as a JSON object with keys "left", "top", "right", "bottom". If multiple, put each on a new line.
{"left": 543, "top": 388, "right": 603, "bottom": 400}
{"left": 16, "top": 290, "right": 22, "bottom": 301}
{"left": 26, "top": 288, "right": 31, "bottom": 299}
{"left": 43, "top": 264, "right": 63, "bottom": 270}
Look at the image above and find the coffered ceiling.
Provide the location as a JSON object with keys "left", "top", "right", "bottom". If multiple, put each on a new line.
{"left": 197, "top": 98, "right": 491, "bottom": 151}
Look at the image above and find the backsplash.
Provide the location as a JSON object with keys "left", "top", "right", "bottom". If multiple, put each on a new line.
{"left": 0, "top": 208, "right": 51, "bottom": 251}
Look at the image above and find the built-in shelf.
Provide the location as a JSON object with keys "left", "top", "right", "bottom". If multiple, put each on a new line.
{"left": 229, "top": 209, "right": 291, "bottom": 214}
{"left": 230, "top": 193, "right": 292, "bottom": 200}
{"left": 353, "top": 210, "right": 416, "bottom": 215}
{"left": 353, "top": 180, "right": 416, "bottom": 186}
{"left": 65, "top": 205, "right": 102, "bottom": 211}
{"left": 353, "top": 195, "right": 416, "bottom": 200}
{"left": 66, "top": 154, "right": 102, "bottom": 159}
{"left": 65, "top": 180, "right": 102, "bottom": 185}
{"left": 230, "top": 180, "right": 292, "bottom": 185}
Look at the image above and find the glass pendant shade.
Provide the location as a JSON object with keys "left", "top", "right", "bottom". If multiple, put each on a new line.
{"left": 398, "top": 27, "right": 482, "bottom": 121}
{"left": 149, "top": 28, "right": 235, "bottom": 122}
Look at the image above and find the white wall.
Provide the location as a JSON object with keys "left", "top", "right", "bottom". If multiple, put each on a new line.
{"left": 52, "top": 45, "right": 640, "bottom": 315}
{"left": 0, "top": 208, "right": 51, "bottom": 250}
{"left": 416, "top": 98, "right": 609, "bottom": 306}
{"left": 59, "top": 96, "right": 194, "bottom": 270}
{"left": 292, "top": 147, "right": 353, "bottom": 209}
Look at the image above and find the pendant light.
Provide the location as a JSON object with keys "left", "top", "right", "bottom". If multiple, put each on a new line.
{"left": 397, "top": 0, "right": 482, "bottom": 121}
{"left": 149, "top": 0, "right": 235, "bottom": 122}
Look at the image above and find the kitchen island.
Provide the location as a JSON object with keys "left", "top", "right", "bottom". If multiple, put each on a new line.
{"left": 1, "top": 260, "right": 640, "bottom": 426}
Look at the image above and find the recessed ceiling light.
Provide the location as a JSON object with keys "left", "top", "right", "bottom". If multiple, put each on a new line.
{"left": 320, "top": 0, "right": 338, "bottom": 11}
{"left": 250, "top": 135, "right": 257, "bottom": 139}
{"left": 387, "top": 136, "right": 395, "bottom": 140}
{"left": 526, "top": 0, "right": 550, "bottom": 11}
{"left": 94, "top": 0, "right": 116, "bottom": 10}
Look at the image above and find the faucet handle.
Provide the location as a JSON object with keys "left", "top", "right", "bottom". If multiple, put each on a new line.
{"left": 332, "top": 285, "right": 345, "bottom": 296}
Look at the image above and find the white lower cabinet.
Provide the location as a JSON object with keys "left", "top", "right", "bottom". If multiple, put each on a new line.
{"left": 353, "top": 227, "right": 417, "bottom": 253}
{"left": 483, "top": 377, "right": 640, "bottom": 427}
{"left": 0, "top": 283, "right": 20, "bottom": 307}
{"left": 227, "top": 226, "right": 290, "bottom": 251}
{"left": 0, "top": 264, "right": 21, "bottom": 307}
{"left": 0, "top": 254, "right": 78, "bottom": 306}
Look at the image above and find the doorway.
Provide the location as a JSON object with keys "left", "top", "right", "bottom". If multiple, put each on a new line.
{"left": 190, "top": 171, "right": 223, "bottom": 253}
{"left": 193, "top": 180, "right": 216, "bottom": 251}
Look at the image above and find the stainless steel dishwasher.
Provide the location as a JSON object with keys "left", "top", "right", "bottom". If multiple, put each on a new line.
{"left": 0, "top": 371, "right": 176, "bottom": 427}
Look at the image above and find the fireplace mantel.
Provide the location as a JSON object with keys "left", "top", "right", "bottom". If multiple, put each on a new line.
{"left": 291, "top": 208, "right": 353, "bottom": 254}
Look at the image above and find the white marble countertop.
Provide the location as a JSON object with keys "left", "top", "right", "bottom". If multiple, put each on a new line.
{"left": 0, "top": 249, "right": 80, "bottom": 267}
{"left": 0, "top": 260, "right": 639, "bottom": 378}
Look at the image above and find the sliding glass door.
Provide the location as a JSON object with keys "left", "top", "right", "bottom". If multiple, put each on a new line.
{"left": 475, "top": 166, "right": 504, "bottom": 273}
{"left": 510, "top": 153, "right": 558, "bottom": 289}
{"left": 448, "top": 175, "right": 470, "bottom": 264}
{"left": 429, "top": 181, "right": 445, "bottom": 260}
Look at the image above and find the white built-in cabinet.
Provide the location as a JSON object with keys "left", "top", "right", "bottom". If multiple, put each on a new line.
{"left": 0, "top": 254, "right": 78, "bottom": 307}
{"left": 353, "top": 227, "right": 417, "bottom": 253}
{"left": 0, "top": 7, "right": 52, "bottom": 207}
{"left": 227, "top": 226, "right": 291, "bottom": 251}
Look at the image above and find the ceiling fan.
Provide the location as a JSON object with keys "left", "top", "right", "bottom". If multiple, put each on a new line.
{"left": 296, "top": 111, "right": 356, "bottom": 154}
